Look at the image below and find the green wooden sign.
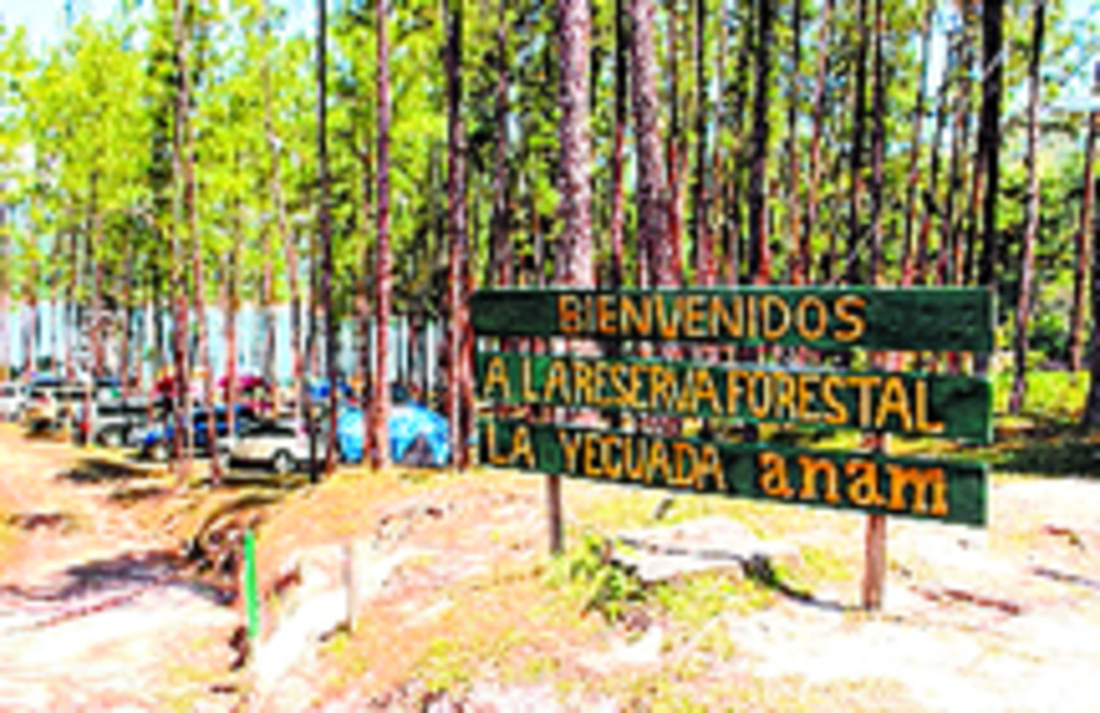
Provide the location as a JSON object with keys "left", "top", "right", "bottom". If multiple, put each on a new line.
{"left": 471, "top": 287, "right": 994, "bottom": 352}
{"left": 479, "top": 420, "right": 987, "bottom": 526}
{"left": 475, "top": 351, "right": 993, "bottom": 442}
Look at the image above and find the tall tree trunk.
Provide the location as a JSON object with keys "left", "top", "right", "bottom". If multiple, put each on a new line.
{"left": 549, "top": 0, "right": 595, "bottom": 551}
{"left": 120, "top": 237, "right": 133, "bottom": 397}
{"left": 179, "top": 2, "right": 217, "bottom": 482}
{"left": 65, "top": 229, "right": 78, "bottom": 381}
{"left": 609, "top": 0, "right": 627, "bottom": 290}
{"left": 666, "top": 2, "right": 683, "bottom": 283}
{"left": 318, "top": 0, "right": 338, "bottom": 474}
{"left": 1009, "top": 0, "right": 1045, "bottom": 414}
{"left": 748, "top": 0, "right": 772, "bottom": 284}
{"left": 787, "top": 0, "right": 803, "bottom": 284}
{"left": 693, "top": 0, "right": 714, "bottom": 288}
{"left": 445, "top": 0, "right": 470, "bottom": 470}
{"left": 976, "top": 0, "right": 1005, "bottom": 377}
{"left": 1082, "top": 62, "right": 1100, "bottom": 425}
{"left": 918, "top": 38, "right": 956, "bottom": 285}
{"left": 225, "top": 236, "right": 239, "bottom": 436}
{"left": 869, "top": 0, "right": 886, "bottom": 283}
{"left": 803, "top": 0, "right": 832, "bottom": 284}
{"left": 89, "top": 175, "right": 104, "bottom": 379}
{"left": 957, "top": 7, "right": 979, "bottom": 286}
{"left": 847, "top": 0, "right": 870, "bottom": 284}
{"left": 359, "top": 127, "right": 375, "bottom": 464}
{"left": 556, "top": 0, "right": 595, "bottom": 301}
{"left": 374, "top": 0, "right": 393, "bottom": 469}
{"left": 901, "top": 0, "right": 935, "bottom": 285}
{"left": 262, "top": 0, "right": 291, "bottom": 416}
{"left": 630, "top": 0, "right": 672, "bottom": 287}
{"left": 940, "top": 28, "right": 968, "bottom": 288}
{"left": 490, "top": 0, "right": 513, "bottom": 291}
{"left": 1070, "top": 98, "right": 1098, "bottom": 372}
{"left": 23, "top": 260, "right": 35, "bottom": 377}
{"left": 171, "top": 0, "right": 192, "bottom": 478}
{"left": 727, "top": 0, "right": 751, "bottom": 287}
{"left": 287, "top": 233, "right": 304, "bottom": 427}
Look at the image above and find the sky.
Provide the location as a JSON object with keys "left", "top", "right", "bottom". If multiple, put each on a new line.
{"left": 1, "top": 0, "right": 1098, "bottom": 108}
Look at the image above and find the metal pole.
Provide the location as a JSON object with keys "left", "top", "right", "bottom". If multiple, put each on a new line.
{"left": 243, "top": 529, "right": 260, "bottom": 644}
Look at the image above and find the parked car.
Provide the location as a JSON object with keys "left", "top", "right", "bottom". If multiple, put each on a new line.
{"left": 22, "top": 379, "right": 90, "bottom": 433}
{"left": 228, "top": 419, "right": 311, "bottom": 475}
{"left": 72, "top": 397, "right": 152, "bottom": 448}
{"left": 138, "top": 405, "right": 261, "bottom": 462}
{"left": 0, "top": 382, "right": 27, "bottom": 422}
{"left": 335, "top": 403, "right": 451, "bottom": 467}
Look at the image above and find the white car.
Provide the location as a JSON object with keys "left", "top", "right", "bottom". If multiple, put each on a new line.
{"left": 228, "top": 420, "right": 312, "bottom": 475}
{"left": 0, "top": 383, "right": 27, "bottom": 422}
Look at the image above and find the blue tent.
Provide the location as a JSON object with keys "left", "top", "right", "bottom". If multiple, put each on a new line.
{"left": 337, "top": 403, "right": 451, "bottom": 467}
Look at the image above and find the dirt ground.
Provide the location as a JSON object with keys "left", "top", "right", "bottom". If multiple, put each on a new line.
{"left": 0, "top": 423, "right": 1098, "bottom": 711}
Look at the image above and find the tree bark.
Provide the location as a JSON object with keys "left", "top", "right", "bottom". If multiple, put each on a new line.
{"left": 318, "top": 0, "right": 338, "bottom": 474}
{"left": 609, "top": 0, "right": 627, "bottom": 290}
{"left": 225, "top": 235, "right": 239, "bottom": 436}
{"left": 359, "top": 125, "right": 375, "bottom": 464}
{"left": 1009, "top": 0, "right": 1045, "bottom": 414}
{"left": 787, "top": 0, "right": 803, "bottom": 285}
{"left": 748, "top": 0, "right": 772, "bottom": 284}
{"left": 490, "top": 0, "right": 513, "bottom": 291}
{"left": 901, "top": 0, "right": 935, "bottom": 285}
{"left": 693, "top": 0, "right": 714, "bottom": 288}
{"left": 179, "top": 0, "right": 218, "bottom": 482}
{"left": 976, "top": 0, "right": 1005, "bottom": 378}
{"left": 847, "top": 0, "right": 869, "bottom": 284}
{"left": 171, "top": 0, "right": 192, "bottom": 478}
{"left": 120, "top": 237, "right": 133, "bottom": 397}
{"left": 1083, "top": 63, "right": 1100, "bottom": 425}
{"left": 262, "top": 0, "right": 291, "bottom": 417}
{"left": 373, "top": 0, "right": 394, "bottom": 470}
{"left": 918, "top": 37, "right": 956, "bottom": 285}
{"left": 803, "top": 0, "right": 832, "bottom": 285}
{"left": 629, "top": 0, "right": 672, "bottom": 287}
{"left": 1071, "top": 100, "right": 1098, "bottom": 372}
{"left": 445, "top": 0, "right": 471, "bottom": 470}
{"left": 666, "top": 2, "right": 683, "bottom": 284}
{"left": 869, "top": 0, "right": 886, "bottom": 283}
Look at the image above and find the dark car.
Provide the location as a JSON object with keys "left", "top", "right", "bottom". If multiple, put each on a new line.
{"left": 72, "top": 397, "right": 152, "bottom": 448}
{"left": 138, "top": 405, "right": 261, "bottom": 462}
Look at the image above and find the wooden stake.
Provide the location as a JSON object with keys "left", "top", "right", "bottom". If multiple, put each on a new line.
{"left": 862, "top": 427, "right": 889, "bottom": 609}
{"left": 547, "top": 473, "right": 564, "bottom": 555}
{"left": 862, "top": 510, "right": 887, "bottom": 610}
{"left": 343, "top": 539, "right": 357, "bottom": 633}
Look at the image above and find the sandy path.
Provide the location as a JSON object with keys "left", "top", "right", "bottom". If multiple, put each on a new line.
{"left": 0, "top": 427, "right": 238, "bottom": 711}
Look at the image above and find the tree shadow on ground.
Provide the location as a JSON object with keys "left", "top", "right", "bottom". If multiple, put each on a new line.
{"left": 198, "top": 471, "right": 306, "bottom": 491}
{"left": 0, "top": 549, "right": 234, "bottom": 608}
{"left": 106, "top": 484, "right": 176, "bottom": 506}
{"left": 58, "top": 455, "right": 165, "bottom": 484}
{"left": 742, "top": 556, "right": 862, "bottom": 614}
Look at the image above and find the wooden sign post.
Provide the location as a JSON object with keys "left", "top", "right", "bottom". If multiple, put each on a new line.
{"left": 472, "top": 287, "right": 994, "bottom": 609}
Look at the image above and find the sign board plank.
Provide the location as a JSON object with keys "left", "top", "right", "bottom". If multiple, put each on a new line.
{"left": 475, "top": 351, "right": 993, "bottom": 442}
{"left": 471, "top": 287, "right": 994, "bottom": 353}
{"left": 479, "top": 420, "right": 987, "bottom": 526}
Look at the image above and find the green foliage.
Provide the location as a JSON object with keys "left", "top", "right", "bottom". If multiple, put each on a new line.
{"left": 564, "top": 530, "right": 651, "bottom": 624}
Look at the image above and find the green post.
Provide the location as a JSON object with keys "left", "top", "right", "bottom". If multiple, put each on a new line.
{"left": 243, "top": 529, "right": 260, "bottom": 643}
